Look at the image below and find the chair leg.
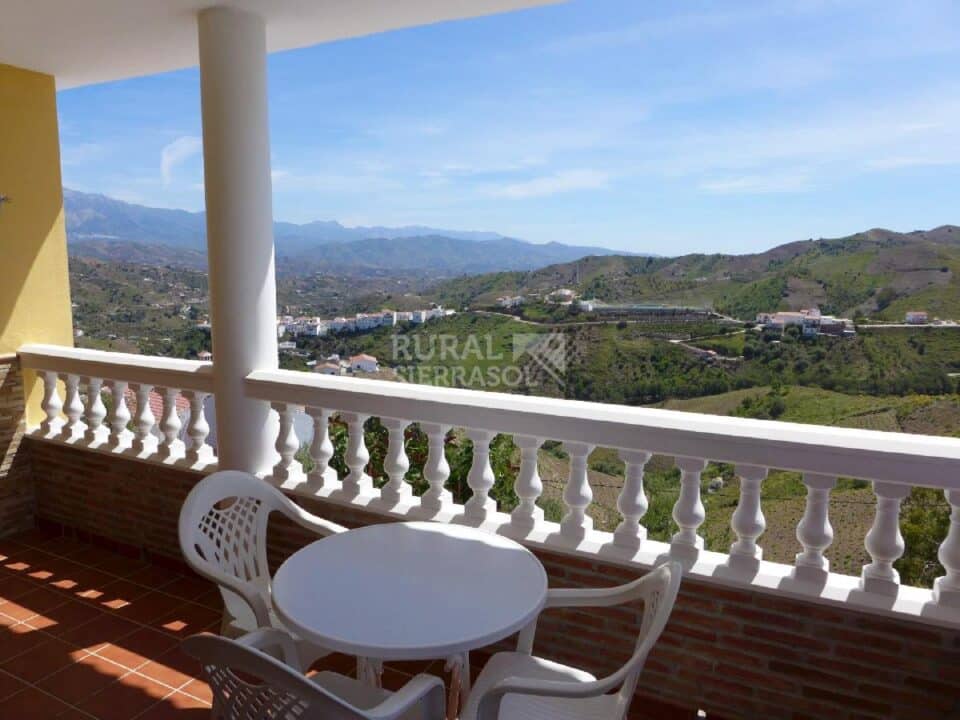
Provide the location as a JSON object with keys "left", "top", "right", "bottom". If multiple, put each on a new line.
{"left": 357, "top": 657, "right": 383, "bottom": 687}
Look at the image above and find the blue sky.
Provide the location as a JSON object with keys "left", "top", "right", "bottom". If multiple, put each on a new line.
{"left": 58, "top": 0, "right": 960, "bottom": 255}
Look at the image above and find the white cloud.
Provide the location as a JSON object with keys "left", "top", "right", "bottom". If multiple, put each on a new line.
{"left": 699, "top": 172, "right": 813, "bottom": 195}
{"left": 160, "top": 136, "right": 202, "bottom": 186}
{"left": 487, "top": 169, "right": 610, "bottom": 199}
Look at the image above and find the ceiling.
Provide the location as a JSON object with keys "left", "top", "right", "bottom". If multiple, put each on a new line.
{"left": 0, "top": 0, "right": 557, "bottom": 89}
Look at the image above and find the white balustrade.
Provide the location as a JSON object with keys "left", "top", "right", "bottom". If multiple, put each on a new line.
{"left": 420, "top": 422, "right": 453, "bottom": 513}
{"left": 671, "top": 456, "right": 708, "bottom": 560}
{"left": 39, "top": 370, "right": 63, "bottom": 438}
{"left": 728, "top": 464, "right": 768, "bottom": 572}
{"left": 511, "top": 435, "right": 544, "bottom": 532}
{"left": 381, "top": 417, "right": 411, "bottom": 505}
{"left": 342, "top": 412, "right": 373, "bottom": 497}
{"left": 860, "top": 481, "right": 911, "bottom": 596}
{"left": 272, "top": 402, "right": 305, "bottom": 483}
{"left": 157, "top": 387, "right": 185, "bottom": 460}
{"left": 306, "top": 407, "right": 337, "bottom": 489}
{"left": 560, "top": 441, "right": 594, "bottom": 542}
{"left": 793, "top": 473, "right": 836, "bottom": 584}
{"left": 130, "top": 383, "right": 158, "bottom": 454}
{"left": 107, "top": 380, "right": 133, "bottom": 450}
{"left": 464, "top": 428, "right": 497, "bottom": 523}
{"left": 614, "top": 450, "right": 652, "bottom": 551}
{"left": 59, "top": 373, "right": 86, "bottom": 442}
{"left": 182, "top": 390, "right": 214, "bottom": 464}
{"left": 934, "top": 489, "right": 960, "bottom": 608}
{"left": 81, "top": 377, "right": 108, "bottom": 446}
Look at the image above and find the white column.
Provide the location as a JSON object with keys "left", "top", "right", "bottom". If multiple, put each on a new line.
{"left": 464, "top": 428, "right": 497, "bottom": 523}
{"left": 306, "top": 407, "right": 337, "bottom": 489}
{"left": 82, "top": 377, "right": 108, "bottom": 446}
{"left": 671, "top": 456, "right": 708, "bottom": 561}
{"left": 157, "top": 387, "right": 185, "bottom": 460}
{"left": 198, "top": 6, "right": 279, "bottom": 475}
{"left": 130, "top": 383, "right": 158, "bottom": 455}
{"left": 934, "top": 489, "right": 960, "bottom": 608}
{"left": 614, "top": 450, "right": 652, "bottom": 551}
{"left": 860, "top": 481, "right": 910, "bottom": 596}
{"left": 39, "top": 371, "right": 63, "bottom": 438}
{"left": 182, "top": 390, "right": 214, "bottom": 464}
{"left": 381, "top": 417, "right": 411, "bottom": 505}
{"left": 342, "top": 412, "right": 373, "bottom": 497}
{"left": 792, "top": 473, "right": 836, "bottom": 584}
{"left": 560, "top": 441, "right": 594, "bottom": 542}
{"left": 107, "top": 380, "right": 132, "bottom": 451}
{"left": 727, "top": 464, "right": 768, "bottom": 573}
{"left": 420, "top": 423, "right": 452, "bottom": 513}
{"left": 272, "top": 402, "right": 305, "bottom": 483}
{"left": 59, "top": 374, "right": 85, "bottom": 442}
{"left": 510, "top": 435, "right": 544, "bottom": 532}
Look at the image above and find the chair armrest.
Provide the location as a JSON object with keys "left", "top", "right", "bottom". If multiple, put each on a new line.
{"left": 285, "top": 502, "right": 349, "bottom": 537}
{"left": 365, "top": 674, "right": 446, "bottom": 720}
{"left": 476, "top": 674, "right": 621, "bottom": 720}
{"left": 544, "top": 576, "right": 647, "bottom": 609}
{"left": 235, "top": 628, "right": 301, "bottom": 669}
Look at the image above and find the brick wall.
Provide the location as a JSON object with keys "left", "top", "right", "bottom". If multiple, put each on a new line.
{"left": 0, "top": 357, "right": 34, "bottom": 537}
{"left": 27, "top": 440, "right": 960, "bottom": 719}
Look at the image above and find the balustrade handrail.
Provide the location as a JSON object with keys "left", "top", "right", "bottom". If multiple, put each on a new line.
{"left": 245, "top": 368, "right": 960, "bottom": 490}
{"left": 19, "top": 343, "right": 214, "bottom": 392}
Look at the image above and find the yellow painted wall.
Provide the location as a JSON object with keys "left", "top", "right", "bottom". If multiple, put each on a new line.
{"left": 0, "top": 63, "right": 74, "bottom": 424}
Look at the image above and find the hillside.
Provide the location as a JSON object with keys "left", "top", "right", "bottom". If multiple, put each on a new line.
{"left": 65, "top": 189, "right": 628, "bottom": 275}
{"left": 429, "top": 225, "right": 960, "bottom": 321}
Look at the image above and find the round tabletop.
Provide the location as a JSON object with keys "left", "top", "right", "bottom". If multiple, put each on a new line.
{"left": 272, "top": 521, "right": 548, "bottom": 661}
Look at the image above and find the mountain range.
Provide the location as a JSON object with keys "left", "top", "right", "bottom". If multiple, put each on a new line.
{"left": 64, "top": 189, "right": 629, "bottom": 275}
{"left": 430, "top": 225, "right": 960, "bottom": 321}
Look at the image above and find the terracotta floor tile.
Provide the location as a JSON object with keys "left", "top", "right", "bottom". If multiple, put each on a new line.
{"left": 36, "top": 653, "right": 127, "bottom": 704}
{"left": 138, "top": 646, "right": 203, "bottom": 689}
{"left": 30, "top": 600, "right": 104, "bottom": 637}
{"left": 153, "top": 602, "right": 221, "bottom": 638}
{"left": 94, "top": 555, "right": 150, "bottom": 579}
{"left": 159, "top": 575, "right": 218, "bottom": 604}
{"left": 109, "top": 626, "right": 180, "bottom": 661}
{"left": 0, "top": 668, "right": 27, "bottom": 702}
{"left": 136, "top": 692, "right": 211, "bottom": 719}
{"left": 0, "top": 685, "right": 74, "bottom": 718}
{"left": 0, "top": 635, "right": 83, "bottom": 682}
{"left": 59, "top": 612, "right": 140, "bottom": 652}
{"left": 78, "top": 671, "right": 173, "bottom": 720}
{"left": 0, "top": 622, "right": 49, "bottom": 662}
{"left": 97, "top": 579, "right": 155, "bottom": 611}
{"left": 94, "top": 641, "right": 155, "bottom": 672}
{"left": 113, "top": 592, "right": 182, "bottom": 625}
{"left": 126, "top": 565, "right": 184, "bottom": 591}
{"left": 0, "top": 574, "right": 40, "bottom": 601}
{"left": 11, "top": 587, "right": 72, "bottom": 617}
{"left": 180, "top": 678, "right": 212, "bottom": 704}
{"left": 310, "top": 651, "right": 358, "bottom": 676}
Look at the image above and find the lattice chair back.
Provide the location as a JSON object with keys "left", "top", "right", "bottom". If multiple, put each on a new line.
{"left": 183, "top": 633, "right": 364, "bottom": 720}
{"left": 616, "top": 561, "right": 682, "bottom": 708}
{"left": 179, "top": 470, "right": 333, "bottom": 633}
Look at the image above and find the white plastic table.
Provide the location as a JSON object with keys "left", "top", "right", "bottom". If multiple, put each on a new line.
{"left": 272, "top": 520, "right": 548, "bottom": 718}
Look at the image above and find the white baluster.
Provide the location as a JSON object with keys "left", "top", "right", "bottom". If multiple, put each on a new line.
{"left": 81, "top": 377, "right": 108, "bottom": 446}
{"left": 420, "top": 423, "right": 452, "bottom": 513}
{"left": 39, "top": 371, "right": 63, "bottom": 438}
{"left": 560, "top": 441, "right": 595, "bottom": 542}
{"left": 614, "top": 450, "right": 652, "bottom": 551}
{"left": 58, "top": 374, "right": 86, "bottom": 442}
{"left": 464, "top": 429, "right": 497, "bottom": 523}
{"left": 727, "top": 464, "right": 768, "bottom": 573}
{"left": 107, "top": 380, "right": 133, "bottom": 450}
{"left": 934, "top": 489, "right": 960, "bottom": 608}
{"left": 306, "top": 407, "right": 337, "bottom": 489}
{"left": 671, "top": 457, "right": 708, "bottom": 560}
{"left": 272, "top": 402, "right": 305, "bottom": 483}
{"left": 157, "top": 387, "right": 185, "bottom": 460}
{"left": 510, "top": 435, "right": 544, "bottom": 532}
{"left": 182, "top": 391, "right": 214, "bottom": 464}
{"left": 342, "top": 412, "right": 373, "bottom": 497}
{"left": 130, "top": 383, "right": 158, "bottom": 455}
{"left": 860, "top": 481, "right": 910, "bottom": 596}
{"left": 381, "top": 417, "right": 411, "bottom": 505}
{"left": 792, "top": 473, "right": 836, "bottom": 584}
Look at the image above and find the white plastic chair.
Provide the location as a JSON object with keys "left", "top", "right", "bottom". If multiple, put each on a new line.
{"left": 178, "top": 470, "right": 348, "bottom": 669}
{"left": 462, "top": 561, "right": 683, "bottom": 720}
{"left": 183, "top": 629, "right": 446, "bottom": 720}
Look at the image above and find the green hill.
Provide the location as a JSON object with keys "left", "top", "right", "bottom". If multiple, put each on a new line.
{"left": 429, "top": 225, "right": 960, "bottom": 321}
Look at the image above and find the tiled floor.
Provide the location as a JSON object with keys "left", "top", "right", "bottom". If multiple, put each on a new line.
{"left": 0, "top": 528, "right": 472, "bottom": 719}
